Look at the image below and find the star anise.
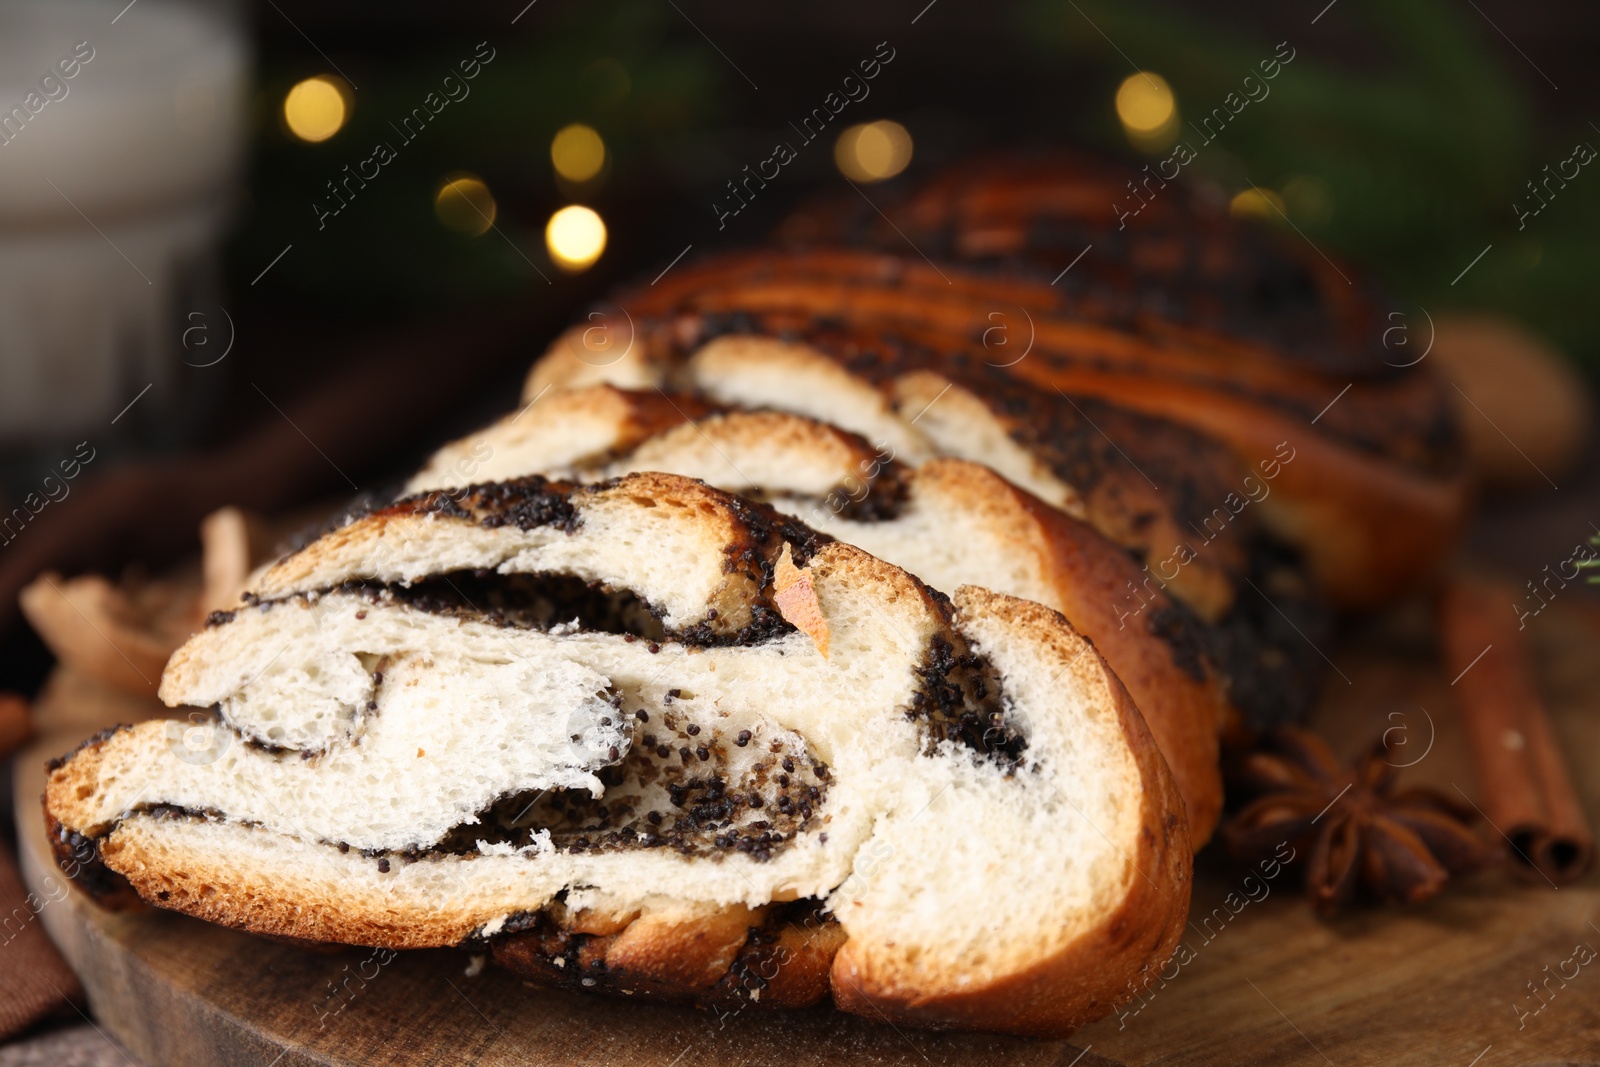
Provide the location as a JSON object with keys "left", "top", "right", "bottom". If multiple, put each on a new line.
{"left": 1221, "top": 727, "right": 1498, "bottom": 914}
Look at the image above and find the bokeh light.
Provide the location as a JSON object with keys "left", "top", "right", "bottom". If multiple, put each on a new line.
{"left": 545, "top": 205, "right": 607, "bottom": 271}
{"left": 834, "top": 121, "right": 913, "bottom": 182}
{"left": 283, "top": 76, "right": 350, "bottom": 143}
{"left": 1229, "top": 187, "right": 1287, "bottom": 221}
{"left": 1115, "top": 72, "right": 1178, "bottom": 148}
{"left": 433, "top": 174, "right": 498, "bottom": 236}
{"left": 551, "top": 124, "right": 606, "bottom": 182}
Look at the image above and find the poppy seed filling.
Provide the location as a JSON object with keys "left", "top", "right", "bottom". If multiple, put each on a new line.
{"left": 439, "top": 704, "right": 830, "bottom": 862}
{"left": 127, "top": 564, "right": 1024, "bottom": 873}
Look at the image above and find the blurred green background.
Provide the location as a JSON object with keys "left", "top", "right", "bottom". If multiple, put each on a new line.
{"left": 1024, "top": 0, "right": 1595, "bottom": 369}
{"left": 234, "top": 0, "right": 1599, "bottom": 370}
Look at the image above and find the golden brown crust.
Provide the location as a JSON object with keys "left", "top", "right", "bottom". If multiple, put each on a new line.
{"left": 602, "top": 239, "right": 1455, "bottom": 476}
{"left": 41, "top": 789, "right": 144, "bottom": 913}
{"left": 621, "top": 249, "right": 1367, "bottom": 412}
{"left": 492, "top": 903, "right": 844, "bottom": 1011}
{"left": 746, "top": 915, "right": 849, "bottom": 1007}
{"left": 779, "top": 151, "right": 1389, "bottom": 380}
{"left": 829, "top": 589, "right": 1192, "bottom": 1038}
{"left": 601, "top": 904, "right": 763, "bottom": 991}
{"left": 41, "top": 815, "right": 486, "bottom": 948}
{"left": 44, "top": 727, "right": 124, "bottom": 839}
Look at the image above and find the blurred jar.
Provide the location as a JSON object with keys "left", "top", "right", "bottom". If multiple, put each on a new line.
{"left": 0, "top": 0, "right": 248, "bottom": 443}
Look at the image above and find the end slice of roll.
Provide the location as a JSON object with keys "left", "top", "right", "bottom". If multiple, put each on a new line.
{"left": 46, "top": 472, "right": 1189, "bottom": 1038}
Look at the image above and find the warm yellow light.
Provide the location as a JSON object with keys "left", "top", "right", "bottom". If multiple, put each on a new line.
{"left": 1229, "top": 187, "right": 1287, "bottom": 221}
{"left": 835, "top": 120, "right": 913, "bottom": 183}
{"left": 434, "top": 174, "right": 497, "bottom": 237}
{"left": 545, "top": 205, "right": 607, "bottom": 271}
{"left": 551, "top": 124, "right": 606, "bottom": 182}
{"left": 283, "top": 76, "right": 349, "bottom": 143}
{"left": 1115, "top": 72, "right": 1176, "bottom": 137}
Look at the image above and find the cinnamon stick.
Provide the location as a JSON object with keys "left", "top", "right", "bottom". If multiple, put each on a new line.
{"left": 1439, "top": 575, "right": 1593, "bottom": 883}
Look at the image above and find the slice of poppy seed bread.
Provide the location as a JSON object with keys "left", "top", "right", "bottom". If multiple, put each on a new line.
{"left": 523, "top": 324, "right": 1331, "bottom": 731}
{"left": 45, "top": 471, "right": 1190, "bottom": 1038}
{"left": 413, "top": 390, "right": 1228, "bottom": 846}
{"left": 557, "top": 244, "right": 1466, "bottom": 611}
{"left": 528, "top": 322, "right": 1250, "bottom": 624}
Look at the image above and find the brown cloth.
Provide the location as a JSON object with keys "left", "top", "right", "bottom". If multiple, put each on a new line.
{"left": 0, "top": 844, "right": 84, "bottom": 1041}
{"left": 0, "top": 692, "right": 84, "bottom": 1041}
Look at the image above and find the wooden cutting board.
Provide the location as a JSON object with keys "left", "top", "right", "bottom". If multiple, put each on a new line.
{"left": 14, "top": 600, "right": 1600, "bottom": 1067}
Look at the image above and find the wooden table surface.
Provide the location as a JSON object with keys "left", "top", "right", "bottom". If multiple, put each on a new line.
{"left": 14, "top": 598, "right": 1600, "bottom": 1067}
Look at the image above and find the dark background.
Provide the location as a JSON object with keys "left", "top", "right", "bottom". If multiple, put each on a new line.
{"left": 2, "top": 0, "right": 1598, "bottom": 693}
